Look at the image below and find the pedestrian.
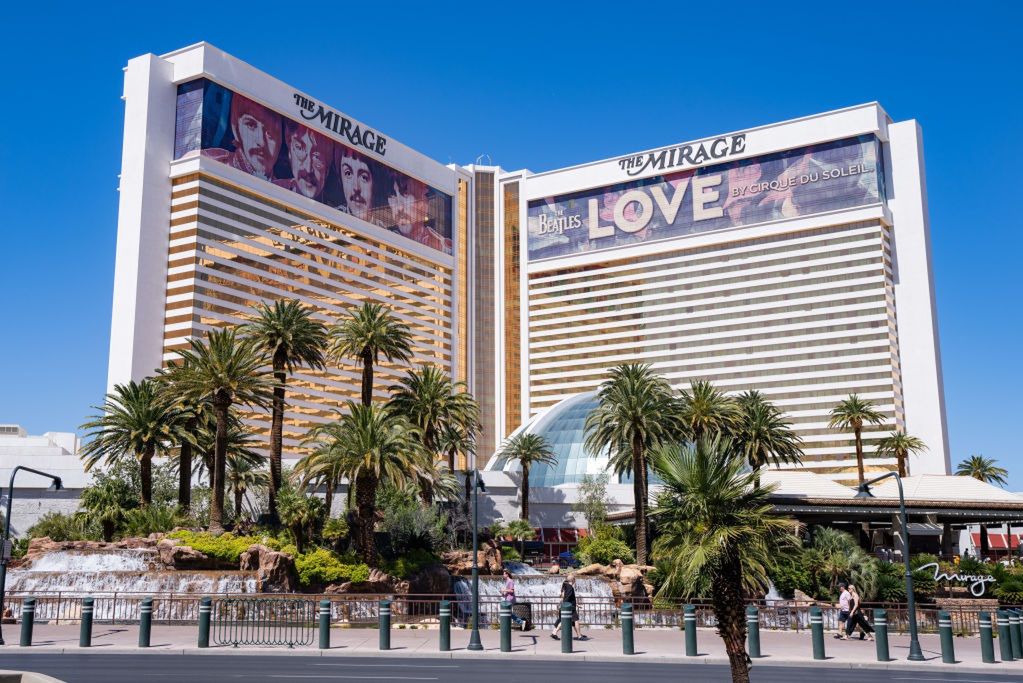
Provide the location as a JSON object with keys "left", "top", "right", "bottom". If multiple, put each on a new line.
{"left": 835, "top": 581, "right": 851, "bottom": 639}
{"left": 845, "top": 584, "right": 875, "bottom": 640}
{"left": 550, "top": 574, "right": 585, "bottom": 640}
{"left": 502, "top": 569, "right": 527, "bottom": 631}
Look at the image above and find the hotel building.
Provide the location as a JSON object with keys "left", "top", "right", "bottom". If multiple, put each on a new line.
{"left": 110, "top": 43, "right": 950, "bottom": 484}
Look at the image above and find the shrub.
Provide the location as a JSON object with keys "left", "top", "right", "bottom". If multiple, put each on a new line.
{"left": 501, "top": 547, "right": 522, "bottom": 561}
{"left": 167, "top": 530, "right": 267, "bottom": 564}
{"left": 122, "top": 505, "right": 191, "bottom": 537}
{"left": 579, "top": 538, "right": 634, "bottom": 565}
{"left": 874, "top": 562, "right": 907, "bottom": 602}
{"left": 27, "top": 512, "right": 96, "bottom": 542}
{"left": 294, "top": 548, "right": 370, "bottom": 587}
{"left": 381, "top": 548, "right": 439, "bottom": 579}
{"left": 379, "top": 500, "right": 447, "bottom": 557}
{"left": 994, "top": 576, "right": 1023, "bottom": 604}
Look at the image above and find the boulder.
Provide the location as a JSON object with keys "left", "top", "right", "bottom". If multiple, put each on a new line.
{"left": 619, "top": 565, "right": 643, "bottom": 589}
{"left": 547, "top": 564, "right": 562, "bottom": 575}
{"left": 325, "top": 568, "right": 397, "bottom": 594}
{"left": 156, "top": 539, "right": 218, "bottom": 569}
{"left": 408, "top": 563, "right": 452, "bottom": 594}
{"left": 575, "top": 563, "right": 605, "bottom": 577}
{"left": 239, "top": 544, "right": 297, "bottom": 593}
{"left": 440, "top": 545, "right": 503, "bottom": 576}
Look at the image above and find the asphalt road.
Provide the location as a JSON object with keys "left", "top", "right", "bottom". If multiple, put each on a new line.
{"left": 0, "top": 655, "right": 1018, "bottom": 683}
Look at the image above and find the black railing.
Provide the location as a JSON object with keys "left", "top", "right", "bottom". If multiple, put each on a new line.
{"left": 212, "top": 597, "right": 316, "bottom": 648}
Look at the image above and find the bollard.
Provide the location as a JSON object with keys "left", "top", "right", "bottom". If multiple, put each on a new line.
{"left": 197, "top": 596, "right": 211, "bottom": 648}
{"left": 997, "top": 609, "right": 1013, "bottom": 661}
{"left": 938, "top": 610, "right": 955, "bottom": 664}
{"left": 810, "top": 606, "right": 825, "bottom": 660}
{"left": 439, "top": 600, "right": 451, "bottom": 652}
{"left": 19, "top": 598, "right": 35, "bottom": 647}
{"left": 873, "top": 609, "right": 890, "bottom": 661}
{"left": 1010, "top": 609, "right": 1023, "bottom": 660}
{"left": 500, "top": 601, "right": 512, "bottom": 652}
{"left": 318, "top": 600, "right": 331, "bottom": 650}
{"left": 560, "top": 601, "right": 573, "bottom": 653}
{"left": 684, "top": 604, "right": 697, "bottom": 656}
{"left": 379, "top": 600, "right": 391, "bottom": 651}
{"left": 138, "top": 596, "right": 153, "bottom": 648}
{"left": 746, "top": 605, "right": 761, "bottom": 658}
{"left": 79, "top": 596, "right": 94, "bottom": 647}
{"left": 621, "top": 602, "right": 634, "bottom": 655}
{"left": 979, "top": 611, "right": 995, "bottom": 664}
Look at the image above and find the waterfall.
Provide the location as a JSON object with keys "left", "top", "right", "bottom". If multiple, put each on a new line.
{"left": 451, "top": 572, "right": 614, "bottom": 626}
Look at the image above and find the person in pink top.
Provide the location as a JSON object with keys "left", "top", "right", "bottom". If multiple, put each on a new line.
{"left": 502, "top": 569, "right": 527, "bottom": 630}
{"left": 836, "top": 581, "right": 852, "bottom": 639}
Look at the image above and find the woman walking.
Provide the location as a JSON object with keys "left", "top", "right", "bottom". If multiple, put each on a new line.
{"left": 845, "top": 584, "right": 875, "bottom": 641}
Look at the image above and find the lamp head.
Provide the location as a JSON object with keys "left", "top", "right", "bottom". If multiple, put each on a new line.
{"left": 48, "top": 477, "right": 63, "bottom": 492}
{"left": 853, "top": 482, "right": 874, "bottom": 499}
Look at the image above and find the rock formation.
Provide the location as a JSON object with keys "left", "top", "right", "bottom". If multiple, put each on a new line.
{"left": 239, "top": 544, "right": 297, "bottom": 593}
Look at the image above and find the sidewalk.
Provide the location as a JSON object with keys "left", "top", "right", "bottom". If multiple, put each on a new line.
{"left": 3, "top": 624, "right": 1022, "bottom": 675}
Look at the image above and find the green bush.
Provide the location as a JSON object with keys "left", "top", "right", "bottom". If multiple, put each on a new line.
{"left": 874, "top": 562, "right": 907, "bottom": 602}
{"left": 294, "top": 548, "right": 370, "bottom": 587}
{"left": 122, "top": 505, "right": 191, "bottom": 537}
{"left": 27, "top": 512, "right": 97, "bottom": 542}
{"left": 579, "top": 538, "right": 634, "bottom": 565}
{"left": 501, "top": 547, "right": 522, "bottom": 561}
{"left": 381, "top": 548, "right": 439, "bottom": 579}
{"left": 994, "top": 576, "right": 1023, "bottom": 604}
{"left": 167, "top": 530, "right": 268, "bottom": 564}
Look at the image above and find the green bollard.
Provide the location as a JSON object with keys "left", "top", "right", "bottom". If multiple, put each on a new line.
{"left": 439, "top": 600, "right": 451, "bottom": 652}
{"left": 560, "top": 601, "right": 573, "bottom": 653}
{"left": 997, "top": 609, "right": 1013, "bottom": 661}
{"left": 318, "top": 600, "right": 331, "bottom": 650}
{"left": 1010, "top": 609, "right": 1023, "bottom": 660}
{"left": 19, "top": 598, "right": 35, "bottom": 647}
{"left": 938, "top": 610, "right": 955, "bottom": 664}
{"left": 810, "top": 606, "right": 825, "bottom": 660}
{"left": 621, "top": 603, "right": 634, "bottom": 655}
{"left": 138, "top": 596, "right": 153, "bottom": 648}
{"left": 379, "top": 600, "right": 391, "bottom": 651}
{"left": 979, "top": 611, "right": 996, "bottom": 664}
{"left": 873, "top": 608, "right": 890, "bottom": 661}
{"left": 683, "top": 604, "right": 697, "bottom": 656}
{"left": 500, "top": 601, "right": 512, "bottom": 652}
{"left": 197, "top": 596, "right": 211, "bottom": 648}
{"left": 79, "top": 596, "right": 94, "bottom": 647}
{"left": 746, "top": 605, "right": 761, "bottom": 658}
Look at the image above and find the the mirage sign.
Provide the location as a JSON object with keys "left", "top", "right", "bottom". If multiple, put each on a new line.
{"left": 526, "top": 135, "right": 883, "bottom": 261}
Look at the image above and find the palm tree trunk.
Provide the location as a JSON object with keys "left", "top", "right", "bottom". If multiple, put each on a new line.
{"left": 521, "top": 463, "right": 530, "bottom": 522}
{"left": 269, "top": 353, "right": 287, "bottom": 525}
{"left": 210, "top": 398, "right": 230, "bottom": 534}
{"left": 324, "top": 476, "right": 335, "bottom": 520}
{"left": 854, "top": 426, "right": 865, "bottom": 484}
{"left": 355, "top": 469, "right": 378, "bottom": 566}
{"left": 448, "top": 447, "right": 456, "bottom": 473}
{"left": 140, "top": 444, "right": 154, "bottom": 507}
{"left": 178, "top": 417, "right": 196, "bottom": 511}
{"left": 360, "top": 351, "right": 374, "bottom": 406}
{"left": 713, "top": 555, "right": 751, "bottom": 683}
{"left": 632, "top": 435, "right": 648, "bottom": 566}
{"left": 234, "top": 488, "right": 243, "bottom": 518}
{"left": 897, "top": 449, "right": 907, "bottom": 478}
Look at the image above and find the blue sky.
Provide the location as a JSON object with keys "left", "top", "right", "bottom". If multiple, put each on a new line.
{"left": 1, "top": 3, "right": 1020, "bottom": 485}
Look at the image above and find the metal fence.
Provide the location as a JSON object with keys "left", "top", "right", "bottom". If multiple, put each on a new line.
{"left": 212, "top": 598, "right": 316, "bottom": 648}
{"left": 1, "top": 592, "right": 1009, "bottom": 636}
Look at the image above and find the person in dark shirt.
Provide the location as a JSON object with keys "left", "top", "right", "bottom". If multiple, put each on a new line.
{"left": 550, "top": 574, "right": 585, "bottom": 640}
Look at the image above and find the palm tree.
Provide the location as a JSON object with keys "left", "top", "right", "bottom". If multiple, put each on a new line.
{"left": 828, "top": 394, "right": 885, "bottom": 485}
{"left": 163, "top": 327, "right": 275, "bottom": 533}
{"left": 226, "top": 453, "right": 269, "bottom": 519}
{"left": 244, "top": 299, "right": 328, "bottom": 524}
{"left": 332, "top": 401, "right": 420, "bottom": 565}
{"left": 437, "top": 421, "right": 478, "bottom": 516}
{"left": 76, "top": 481, "right": 127, "bottom": 542}
{"left": 299, "top": 418, "right": 357, "bottom": 519}
{"left": 277, "top": 485, "right": 324, "bottom": 554}
{"left": 677, "top": 379, "right": 740, "bottom": 441}
{"left": 504, "top": 518, "right": 536, "bottom": 561}
{"left": 497, "top": 433, "right": 556, "bottom": 522}
{"left": 329, "top": 302, "right": 414, "bottom": 407}
{"left": 956, "top": 455, "right": 1009, "bottom": 487}
{"left": 876, "top": 431, "right": 927, "bottom": 478}
{"left": 584, "top": 363, "right": 679, "bottom": 565}
{"left": 80, "top": 379, "right": 190, "bottom": 507}
{"left": 732, "top": 390, "right": 803, "bottom": 484}
{"left": 650, "top": 436, "right": 799, "bottom": 683}
{"left": 155, "top": 364, "right": 202, "bottom": 512}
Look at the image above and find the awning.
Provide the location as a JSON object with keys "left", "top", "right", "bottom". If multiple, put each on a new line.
{"left": 971, "top": 532, "right": 1022, "bottom": 549}
{"left": 907, "top": 522, "right": 944, "bottom": 536}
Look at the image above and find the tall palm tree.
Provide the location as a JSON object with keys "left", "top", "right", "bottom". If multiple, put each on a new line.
{"left": 244, "top": 299, "right": 328, "bottom": 524}
{"left": 80, "top": 378, "right": 190, "bottom": 507}
{"left": 226, "top": 453, "right": 269, "bottom": 519}
{"left": 498, "top": 432, "right": 557, "bottom": 522}
{"left": 277, "top": 485, "right": 324, "bottom": 554}
{"left": 650, "top": 436, "right": 799, "bottom": 683}
{"left": 333, "top": 401, "right": 421, "bottom": 565}
{"left": 584, "top": 363, "right": 679, "bottom": 565}
{"left": 76, "top": 480, "right": 127, "bottom": 542}
{"left": 155, "top": 364, "right": 203, "bottom": 512}
{"left": 677, "top": 379, "right": 740, "bottom": 441}
{"left": 955, "top": 455, "right": 1009, "bottom": 487}
{"left": 329, "top": 302, "right": 414, "bottom": 407}
{"left": 299, "top": 418, "right": 357, "bottom": 519}
{"left": 876, "top": 431, "right": 927, "bottom": 478}
{"left": 437, "top": 421, "right": 478, "bottom": 516}
{"left": 388, "top": 364, "right": 480, "bottom": 471}
{"left": 732, "top": 390, "right": 803, "bottom": 484}
{"left": 828, "top": 394, "right": 885, "bottom": 485}
{"left": 163, "top": 327, "right": 275, "bottom": 533}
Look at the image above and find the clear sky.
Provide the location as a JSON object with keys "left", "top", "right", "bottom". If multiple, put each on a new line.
{"left": 1, "top": 3, "right": 1020, "bottom": 485}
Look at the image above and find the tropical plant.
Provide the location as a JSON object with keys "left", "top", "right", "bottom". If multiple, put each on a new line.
{"left": 226, "top": 453, "right": 269, "bottom": 520}
{"left": 677, "top": 379, "right": 740, "bottom": 441}
{"left": 955, "top": 455, "right": 1009, "bottom": 487}
{"left": 76, "top": 480, "right": 129, "bottom": 542}
{"left": 732, "top": 390, "right": 802, "bottom": 483}
{"left": 409, "top": 454, "right": 461, "bottom": 506}
{"left": 650, "top": 436, "right": 799, "bottom": 683}
{"left": 79, "top": 378, "right": 191, "bottom": 507}
{"left": 277, "top": 485, "right": 324, "bottom": 554}
{"left": 161, "top": 327, "right": 275, "bottom": 532}
{"left": 322, "top": 516, "right": 350, "bottom": 553}
{"left": 293, "top": 549, "right": 370, "bottom": 587}
{"left": 504, "top": 518, "right": 537, "bottom": 560}
{"left": 122, "top": 505, "right": 191, "bottom": 537}
{"left": 329, "top": 302, "right": 414, "bottom": 407}
{"left": 585, "top": 363, "right": 679, "bottom": 565}
{"left": 27, "top": 512, "right": 95, "bottom": 542}
{"left": 875, "top": 431, "right": 927, "bottom": 478}
{"left": 155, "top": 366, "right": 203, "bottom": 512}
{"left": 828, "top": 394, "right": 885, "bottom": 485}
{"left": 298, "top": 418, "right": 355, "bottom": 520}
{"left": 377, "top": 488, "right": 449, "bottom": 557}
{"left": 244, "top": 299, "right": 328, "bottom": 523}
{"left": 577, "top": 525, "right": 634, "bottom": 565}
{"left": 497, "top": 432, "right": 556, "bottom": 521}
{"left": 574, "top": 472, "right": 612, "bottom": 531}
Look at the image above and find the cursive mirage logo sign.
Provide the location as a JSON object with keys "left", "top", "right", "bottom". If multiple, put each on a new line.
{"left": 916, "top": 562, "right": 996, "bottom": 597}
{"left": 526, "top": 134, "right": 883, "bottom": 262}
{"left": 293, "top": 93, "right": 388, "bottom": 156}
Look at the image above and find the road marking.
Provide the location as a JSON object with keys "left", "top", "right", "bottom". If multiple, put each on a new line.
{"left": 270, "top": 676, "right": 438, "bottom": 681}
{"left": 891, "top": 678, "right": 1007, "bottom": 682}
{"left": 312, "top": 664, "right": 457, "bottom": 669}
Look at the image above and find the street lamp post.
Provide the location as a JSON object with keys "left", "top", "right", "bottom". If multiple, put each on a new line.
{"left": 467, "top": 458, "right": 486, "bottom": 651}
{"left": 854, "top": 471, "right": 924, "bottom": 661}
{"left": 0, "top": 466, "right": 63, "bottom": 646}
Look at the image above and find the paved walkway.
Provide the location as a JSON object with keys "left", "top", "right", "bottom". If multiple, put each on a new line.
{"left": 3, "top": 624, "right": 1022, "bottom": 675}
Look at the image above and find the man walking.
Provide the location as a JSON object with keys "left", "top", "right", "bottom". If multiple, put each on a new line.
{"left": 551, "top": 574, "right": 585, "bottom": 640}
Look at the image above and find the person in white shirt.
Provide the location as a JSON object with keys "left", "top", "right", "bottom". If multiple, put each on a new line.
{"left": 836, "top": 582, "right": 851, "bottom": 640}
